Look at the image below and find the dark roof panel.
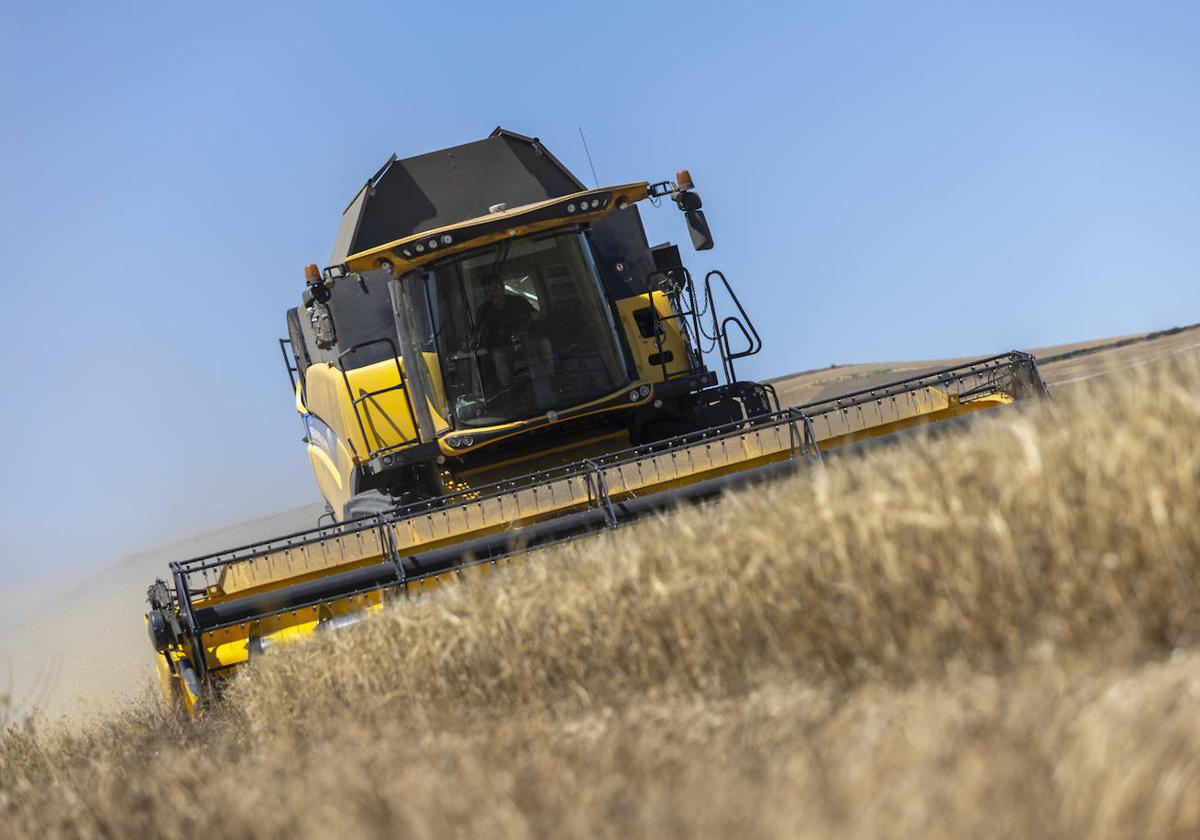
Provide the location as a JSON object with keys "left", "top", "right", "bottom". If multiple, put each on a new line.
{"left": 331, "top": 129, "right": 585, "bottom": 263}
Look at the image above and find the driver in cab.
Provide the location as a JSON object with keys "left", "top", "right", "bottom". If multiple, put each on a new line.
{"left": 475, "top": 276, "right": 553, "bottom": 390}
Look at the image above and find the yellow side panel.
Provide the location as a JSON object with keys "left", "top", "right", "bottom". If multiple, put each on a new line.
{"left": 306, "top": 429, "right": 350, "bottom": 516}
{"left": 297, "top": 371, "right": 359, "bottom": 515}
{"left": 302, "top": 355, "right": 424, "bottom": 458}
{"left": 299, "top": 354, "right": 450, "bottom": 516}
{"left": 615, "top": 292, "right": 692, "bottom": 382}
{"left": 345, "top": 360, "right": 419, "bottom": 453}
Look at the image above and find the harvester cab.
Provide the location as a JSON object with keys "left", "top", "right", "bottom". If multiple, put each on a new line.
{"left": 283, "top": 128, "right": 770, "bottom": 522}
{"left": 147, "top": 128, "right": 1048, "bottom": 715}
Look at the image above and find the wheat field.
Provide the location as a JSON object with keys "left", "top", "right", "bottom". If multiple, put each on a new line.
{"left": 3, "top": 357, "right": 1199, "bottom": 839}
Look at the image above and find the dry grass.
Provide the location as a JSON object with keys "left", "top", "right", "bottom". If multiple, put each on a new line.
{"left": 3, "top": 357, "right": 1199, "bottom": 839}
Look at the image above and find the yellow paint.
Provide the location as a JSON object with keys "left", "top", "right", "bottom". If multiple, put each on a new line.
{"left": 433, "top": 382, "right": 652, "bottom": 457}
{"left": 615, "top": 291, "right": 693, "bottom": 382}
{"left": 299, "top": 352, "right": 450, "bottom": 514}
{"left": 206, "top": 600, "right": 386, "bottom": 668}
{"left": 454, "top": 429, "right": 630, "bottom": 484}
{"left": 343, "top": 183, "right": 651, "bottom": 275}
{"left": 805, "top": 388, "right": 1013, "bottom": 451}
{"left": 306, "top": 358, "right": 418, "bottom": 457}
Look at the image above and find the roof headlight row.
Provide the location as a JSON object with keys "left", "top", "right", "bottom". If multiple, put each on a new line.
{"left": 400, "top": 233, "right": 454, "bottom": 260}
{"left": 391, "top": 192, "right": 613, "bottom": 263}
{"left": 566, "top": 195, "right": 608, "bottom": 215}
{"left": 392, "top": 195, "right": 610, "bottom": 262}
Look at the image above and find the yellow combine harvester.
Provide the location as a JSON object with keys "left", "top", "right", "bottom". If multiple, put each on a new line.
{"left": 145, "top": 128, "right": 1048, "bottom": 714}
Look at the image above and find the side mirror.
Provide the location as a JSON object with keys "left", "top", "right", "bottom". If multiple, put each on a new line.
{"left": 685, "top": 209, "right": 714, "bottom": 251}
{"left": 672, "top": 184, "right": 714, "bottom": 251}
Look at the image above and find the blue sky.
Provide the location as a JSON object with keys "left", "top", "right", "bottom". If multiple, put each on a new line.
{"left": 1, "top": 2, "right": 1197, "bottom": 589}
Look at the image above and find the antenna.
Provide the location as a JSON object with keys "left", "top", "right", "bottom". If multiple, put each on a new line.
{"left": 578, "top": 126, "right": 600, "bottom": 188}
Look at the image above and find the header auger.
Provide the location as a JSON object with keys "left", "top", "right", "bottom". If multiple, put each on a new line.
{"left": 146, "top": 128, "right": 1047, "bottom": 714}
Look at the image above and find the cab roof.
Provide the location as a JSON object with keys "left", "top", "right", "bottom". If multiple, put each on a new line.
{"left": 330, "top": 128, "right": 587, "bottom": 264}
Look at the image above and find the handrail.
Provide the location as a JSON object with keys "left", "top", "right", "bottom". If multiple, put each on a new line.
{"left": 278, "top": 338, "right": 306, "bottom": 403}
{"left": 703, "top": 270, "right": 763, "bottom": 383}
{"left": 336, "top": 337, "right": 421, "bottom": 460}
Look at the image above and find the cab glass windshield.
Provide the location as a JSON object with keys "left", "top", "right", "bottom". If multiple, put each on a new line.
{"left": 399, "top": 231, "right": 627, "bottom": 428}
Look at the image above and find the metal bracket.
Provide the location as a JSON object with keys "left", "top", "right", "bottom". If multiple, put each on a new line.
{"left": 803, "top": 414, "right": 823, "bottom": 463}
{"left": 783, "top": 408, "right": 823, "bottom": 464}
{"left": 582, "top": 460, "right": 618, "bottom": 528}
{"left": 376, "top": 516, "right": 407, "bottom": 587}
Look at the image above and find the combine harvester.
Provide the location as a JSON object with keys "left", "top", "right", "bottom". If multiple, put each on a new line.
{"left": 146, "top": 129, "right": 1048, "bottom": 713}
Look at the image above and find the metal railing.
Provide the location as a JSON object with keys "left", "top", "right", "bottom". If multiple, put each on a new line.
{"left": 638, "top": 265, "right": 764, "bottom": 386}
{"left": 335, "top": 337, "right": 422, "bottom": 461}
